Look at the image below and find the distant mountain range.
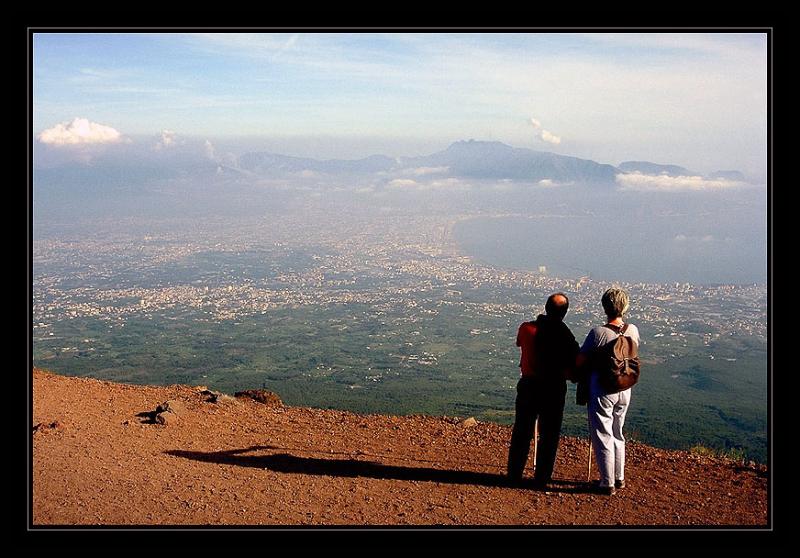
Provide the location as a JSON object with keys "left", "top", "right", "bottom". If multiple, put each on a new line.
{"left": 34, "top": 139, "right": 751, "bottom": 193}
{"left": 238, "top": 140, "right": 748, "bottom": 185}
{"left": 238, "top": 152, "right": 396, "bottom": 176}
{"left": 708, "top": 170, "right": 747, "bottom": 182}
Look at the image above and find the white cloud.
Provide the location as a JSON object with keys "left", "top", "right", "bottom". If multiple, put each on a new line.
{"left": 387, "top": 178, "right": 420, "bottom": 189}
{"left": 579, "top": 33, "right": 765, "bottom": 61}
{"left": 204, "top": 139, "right": 216, "bottom": 160}
{"left": 429, "top": 178, "right": 470, "bottom": 190}
{"left": 386, "top": 177, "right": 470, "bottom": 192}
{"left": 192, "top": 33, "right": 301, "bottom": 61}
{"left": 401, "top": 166, "right": 450, "bottom": 176}
{"left": 536, "top": 178, "right": 572, "bottom": 188}
{"left": 155, "top": 129, "right": 177, "bottom": 150}
{"left": 540, "top": 129, "right": 562, "bottom": 145}
{"left": 38, "top": 118, "right": 123, "bottom": 146}
{"left": 530, "top": 115, "right": 562, "bottom": 145}
{"left": 617, "top": 172, "right": 744, "bottom": 192}
{"left": 274, "top": 34, "right": 299, "bottom": 61}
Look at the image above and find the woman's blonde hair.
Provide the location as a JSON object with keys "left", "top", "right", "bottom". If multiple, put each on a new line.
{"left": 601, "top": 287, "right": 630, "bottom": 319}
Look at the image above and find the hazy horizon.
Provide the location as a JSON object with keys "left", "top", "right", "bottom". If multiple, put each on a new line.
{"left": 33, "top": 32, "right": 768, "bottom": 180}
{"left": 33, "top": 133, "right": 768, "bottom": 181}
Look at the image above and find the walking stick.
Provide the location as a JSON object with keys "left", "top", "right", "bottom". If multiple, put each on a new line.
{"left": 587, "top": 414, "right": 593, "bottom": 482}
{"left": 532, "top": 418, "right": 539, "bottom": 472}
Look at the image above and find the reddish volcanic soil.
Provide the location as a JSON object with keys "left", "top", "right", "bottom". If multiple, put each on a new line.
{"left": 32, "top": 369, "right": 768, "bottom": 526}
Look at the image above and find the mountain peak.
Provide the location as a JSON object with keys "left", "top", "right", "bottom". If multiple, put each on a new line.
{"left": 447, "top": 139, "right": 513, "bottom": 150}
{"left": 406, "top": 140, "right": 617, "bottom": 183}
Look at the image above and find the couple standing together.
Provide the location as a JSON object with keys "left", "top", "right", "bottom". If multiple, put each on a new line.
{"left": 507, "top": 287, "right": 639, "bottom": 496}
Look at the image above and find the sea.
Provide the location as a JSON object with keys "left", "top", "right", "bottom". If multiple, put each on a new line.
{"left": 452, "top": 208, "right": 767, "bottom": 286}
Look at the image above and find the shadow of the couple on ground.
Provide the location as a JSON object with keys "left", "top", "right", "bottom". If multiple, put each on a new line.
{"left": 165, "top": 445, "right": 589, "bottom": 493}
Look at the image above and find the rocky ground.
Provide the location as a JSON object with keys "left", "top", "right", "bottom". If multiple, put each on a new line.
{"left": 32, "top": 369, "right": 768, "bottom": 526}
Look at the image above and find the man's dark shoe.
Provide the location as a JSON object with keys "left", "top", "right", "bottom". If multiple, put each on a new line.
{"left": 615, "top": 479, "right": 626, "bottom": 490}
{"left": 531, "top": 478, "right": 550, "bottom": 490}
{"left": 507, "top": 475, "right": 524, "bottom": 488}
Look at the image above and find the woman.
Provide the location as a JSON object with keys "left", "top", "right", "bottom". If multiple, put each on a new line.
{"left": 576, "top": 287, "right": 640, "bottom": 496}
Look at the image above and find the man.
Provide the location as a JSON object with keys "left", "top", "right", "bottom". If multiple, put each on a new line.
{"left": 507, "top": 293, "right": 579, "bottom": 488}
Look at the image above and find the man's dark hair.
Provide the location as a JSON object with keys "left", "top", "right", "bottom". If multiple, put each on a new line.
{"left": 545, "top": 293, "right": 569, "bottom": 320}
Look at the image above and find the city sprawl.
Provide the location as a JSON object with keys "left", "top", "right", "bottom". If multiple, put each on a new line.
{"left": 32, "top": 202, "right": 768, "bottom": 462}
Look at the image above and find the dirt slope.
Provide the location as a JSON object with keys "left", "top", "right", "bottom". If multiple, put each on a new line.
{"left": 31, "top": 369, "right": 768, "bottom": 526}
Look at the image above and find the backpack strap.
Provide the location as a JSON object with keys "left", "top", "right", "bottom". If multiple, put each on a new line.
{"left": 604, "top": 323, "right": 628, "bottom": 336}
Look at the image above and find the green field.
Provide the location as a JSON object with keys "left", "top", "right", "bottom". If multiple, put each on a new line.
{"left": 33, "top": 299, "right": 768, "bottom": 463}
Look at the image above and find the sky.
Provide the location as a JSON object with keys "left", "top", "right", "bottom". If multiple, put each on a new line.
{"left": 32, "top": 31, "right": 768, "bottom": 179}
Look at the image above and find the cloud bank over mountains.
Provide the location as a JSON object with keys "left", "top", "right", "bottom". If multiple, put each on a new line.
{"left": 616, "top": 172, "right": 746, "bottom": 192}
{"left": 34, "top": 120, "right": 755, "bottom": 194}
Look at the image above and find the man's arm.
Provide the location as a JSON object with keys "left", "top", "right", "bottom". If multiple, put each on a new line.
{"left": 569, "top": 329, "right": 595, "bottom": 382}
{"left": 561, "top": 327, "right": 581, "bottom": 381}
